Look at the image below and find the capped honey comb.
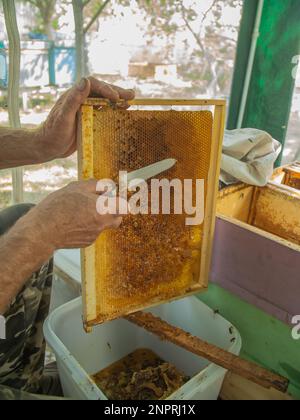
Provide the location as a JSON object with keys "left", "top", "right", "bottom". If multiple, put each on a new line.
{"left": 79, "top": 99, "right": 226, "bottom": 328}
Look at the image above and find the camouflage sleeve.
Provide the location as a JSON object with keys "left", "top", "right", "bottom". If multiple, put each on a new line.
{"left": 0, "top": 384, "right": 68, "bottom": 400}
{"left": 0, "top": 205, "right": 69, "bottom": 401}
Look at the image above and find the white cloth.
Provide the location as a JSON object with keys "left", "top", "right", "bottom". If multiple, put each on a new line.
{"left": 220, "top": 128, "right": 282, "bottom": 186}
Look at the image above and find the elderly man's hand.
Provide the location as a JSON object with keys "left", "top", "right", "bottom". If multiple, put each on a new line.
{"left": 24, "top": 180, "right": 124, "bottom": 250}
{"left": 37, "top": 77, "right": 135, "bottom": 161}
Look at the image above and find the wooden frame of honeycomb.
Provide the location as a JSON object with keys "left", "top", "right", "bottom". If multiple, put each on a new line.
{"left": 78, "top": 98, "right": 226, "bottom": 330}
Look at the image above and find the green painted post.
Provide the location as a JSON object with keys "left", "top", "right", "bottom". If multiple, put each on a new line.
{"left": 244, "top": 0, "right": 300, "bottom": 164}
{"left": 227, "top": 0, "right": 259, "bottom": 130}
{"left": 48, "top": 42, "right": 56, "bottom": 86}
{"left": 228, "top": 0, "right": 300, "bottom": 165}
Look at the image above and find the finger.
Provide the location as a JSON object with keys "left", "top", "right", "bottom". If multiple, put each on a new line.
{"left": 84, "top": 179, "right": 115, "bottom": 195}
{"left": 108, "top": 84, "right": 135, "bottom": 101}
{"left": 88, "top": 77, "right": 120, "bottom": 102}
{"left": 88, "top": 76, "right": 135, "bottom": 102}
{"left": 78, "top": 191, "right": 123, "bottom": 230}
{"left": 99, "top": 214, "right": 123, "bottom": 230}
{"left": 80, "top": 179, "right": 117, "bottom": 195}
{"left": 116, "top": 101, "right": 131, "bottom": 110}
{"left": 61, "top": 77, "right": 91, "bottom": 119}
{"left": 79, "top": 179, "right": 98, "bottom": 193}
{"left": 60, "top": 141, "right": 77, "bottom": 158}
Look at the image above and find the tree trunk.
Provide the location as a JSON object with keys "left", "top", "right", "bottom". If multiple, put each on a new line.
{"left": 207, "top": 60, "right": 219, "bottom": 97}
{"left": 44, "top": 17, "right": 53, "bottom": 41}
{"left": 39, "top": 0, "right": 56, "bottom": 41}
{"left": 72, "top": 0, "right": 87, "bottom": 80}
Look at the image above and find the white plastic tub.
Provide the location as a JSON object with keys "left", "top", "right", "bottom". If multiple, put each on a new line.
{"left": 44, "top": 296, "right": 241, "bottom": 400}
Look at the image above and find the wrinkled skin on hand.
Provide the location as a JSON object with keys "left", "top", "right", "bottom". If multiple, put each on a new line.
{"left": 37, "top": 76, "right": 135, "bottom": 161}
{"left": 26, "top": 180, "right": 125, "bottom": 250}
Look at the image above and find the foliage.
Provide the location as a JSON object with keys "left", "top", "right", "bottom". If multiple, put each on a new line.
{"left": 21, "top": 0, "right": 57, "bottom": 39}
{"left": 136, "top": 0, "right": 243, "bottom": 95}
{"left": 17, "top": 0, "right": 243, "bottom": 94}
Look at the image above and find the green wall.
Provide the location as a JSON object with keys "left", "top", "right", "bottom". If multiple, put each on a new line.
{"left": 228, "top": 0, "right": 300, "bottom": 164}
{"left": 198, "top": 284, "right": 300, "bottom": 399}
{"left": 227, "top": 0, "right": 259, "bottom": 130}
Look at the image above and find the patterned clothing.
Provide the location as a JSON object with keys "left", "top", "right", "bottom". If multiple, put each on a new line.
{"left": 0, "top": 204, "right": 63, "bottom": 400}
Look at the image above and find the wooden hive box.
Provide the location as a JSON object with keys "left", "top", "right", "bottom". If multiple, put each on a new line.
{"left": 272, "top": 162, "right": 300, "bottom": 191}
{"left": 78, "top": 98, "right": 226, "bottom": 329}
{"left": 211, "top": 182, "right": 300, "bottom": 324}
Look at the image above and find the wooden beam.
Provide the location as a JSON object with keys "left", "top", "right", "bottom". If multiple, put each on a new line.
{"left": 85, "top": 98, "right": 227, "bottom": 107}
{"left": 126, "top": 311, "right": 289, "bottom": 393}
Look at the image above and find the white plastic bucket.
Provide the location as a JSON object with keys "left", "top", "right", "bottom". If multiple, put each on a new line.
{"left": 44, "top": 296, "right": 241, "bottom": 400}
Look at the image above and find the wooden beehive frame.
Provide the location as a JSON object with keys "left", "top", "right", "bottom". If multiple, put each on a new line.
{"left": 78, "top": 98, "right": 226, "bottom": 329}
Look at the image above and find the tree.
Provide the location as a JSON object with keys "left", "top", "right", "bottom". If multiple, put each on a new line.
{"left": 21, "top": 0, "right": 128, "bottom": 79}
{"left": 22, "top": 0, "right": 57, "bottom": 40}
{"left": 138, "top": 0, "right": 243, "bottom": 96}
{"left": 72, "top": 0, "right": 111, "bottom": 79}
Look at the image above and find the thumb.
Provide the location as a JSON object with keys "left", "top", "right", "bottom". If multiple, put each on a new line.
{"left": 62, "top": 77, "right": 91, "bottom": 118}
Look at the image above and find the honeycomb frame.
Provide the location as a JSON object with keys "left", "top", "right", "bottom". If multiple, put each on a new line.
{"left": 78, "top": 98, "right": 226, "bottom": 329}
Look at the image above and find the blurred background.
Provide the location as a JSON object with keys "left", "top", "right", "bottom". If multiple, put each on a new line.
{"left": 0, "top": 0, "right": 299, "bottom": 208}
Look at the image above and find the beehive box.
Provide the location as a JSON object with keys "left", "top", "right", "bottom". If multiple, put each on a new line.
{"left": 271, "top": 162, "right": 300, "bottom": 191}
{"left": 211, "top": 182, "right": 300, "bottom": 324}
{"left": 217, "top": 183, "right": 300, "bottom": 244}
{"left": 78, "top": 98, "right": 226, "bottom": 328}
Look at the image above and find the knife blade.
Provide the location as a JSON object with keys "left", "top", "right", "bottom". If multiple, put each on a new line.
{"left": 101, "top": 159, "right": 177, "bottom": 198}
{"left": 126, "top": 158, "right": 177, "bottom": 189}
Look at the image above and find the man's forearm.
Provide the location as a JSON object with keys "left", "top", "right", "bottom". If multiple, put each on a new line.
{"left": 0, "top": 211, "right": 54, "bottom": 314}
{"left": 0, "top": 127, "right": 46, "bottom": 170}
